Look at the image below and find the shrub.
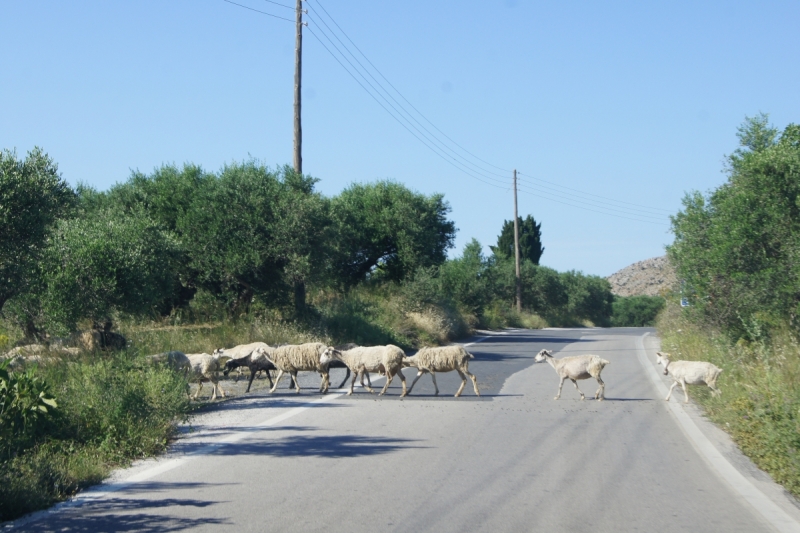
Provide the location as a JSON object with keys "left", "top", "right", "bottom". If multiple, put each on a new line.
{"left": 611, "top": 295, "right": 665, "bottom": 327}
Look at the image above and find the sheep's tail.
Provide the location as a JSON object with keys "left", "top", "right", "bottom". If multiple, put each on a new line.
{"left": 466, "top": 350, "right": 475, "bottom": 359}
{"left": 600, "top": 358, "right": 610, "bottom": 366}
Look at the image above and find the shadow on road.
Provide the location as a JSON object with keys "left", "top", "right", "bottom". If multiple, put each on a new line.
{"left": 174, "top": 433, "right": 425, "bottom": 459}
{"left": 29, "top": 482, "right": 231, "bottom": 533}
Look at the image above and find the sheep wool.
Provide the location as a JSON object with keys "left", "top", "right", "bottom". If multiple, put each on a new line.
{"left": 403, "top": 345, "right": 479, "bottom": 397}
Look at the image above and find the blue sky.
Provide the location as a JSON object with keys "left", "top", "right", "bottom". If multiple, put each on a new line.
{"left": 2, "top": 0, "right": 798, "bottom": 276}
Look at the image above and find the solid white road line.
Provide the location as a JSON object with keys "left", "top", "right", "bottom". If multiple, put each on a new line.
{"left": 636, "top": 333, "right": 800, "bottom": 533}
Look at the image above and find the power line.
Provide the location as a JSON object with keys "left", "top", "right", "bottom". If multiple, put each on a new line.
{"left": 517, "top": 171, "right": 672, "bottom": 214}
{"left": 306, "top": 0, "right": 512, "bottom": 175}
{"left": 516, "top": 188, "right": 670, "bottom": 226}
{"left": 260, "top": 0, "right": 294, "bottom": 10}
{"left": 515, "top": 180, "right": 670, "bottom": 219}
{"left": 305, "top": 25, "right": 510, "bottom": 191}
{"left": 223, "top": 0, "right": 295, "bottom": 22}
{"left": 305, "top": 10, "right": 511, "bottom": 184}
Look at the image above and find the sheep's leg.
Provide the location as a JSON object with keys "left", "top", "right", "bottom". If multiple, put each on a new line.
{"left": 265, "top": 369, "right": 274, "bottom": 388}
{"left": 320, "top": 371, "right": 330, "bottom": 394}
{"left": 336, "top": 368, "right": 351, "bottom": 389}
{"left": 454, "top": 370, "right": 468, "bottom": 397}
{"left": 555, "top": 377, "right": 566, "bottom": 400}
{"left": 270, "top": 370, "right": 286, "bottom": 393}
{"left": 406, "top": 369, "right": 425, "bottom": 395}
{"left": 665, "top": 380, "right": 679, "bottom": 401}
{"left": 379, "top": 369, "right": 395, "bottom": 396}
{"left": 211, "top": 375, "right": 225, "bottom": 400}
{"left": 681, "top": 379, "right": 689, "bottom": 404}
{"left": 397, "top": 368, "right": 407, "bottom": 397}
{"left": 429, "top": 372, "right": 440, "bottom": 396}
{"left": 466, "top": 370, "right": 480, "bottom": 396}
{"left": 192, "top": 381, "right": 203, "bottom": 400}
{"left": 291, "top": 372, "right": 301, "bottom": 393}
{"left": 594, "top": 376, "right": 605, "bottom": 401}
{"left": 348, "top": 371, "right": 359, "bottom": 395}
{"left": 361, "top": 369, "right": 376, "bottom": 394}
{"left": 570, "top": 378, "right": 586, "bottom": 400}
{"left": 245, "top": 367, "right": 257, "bottom": 393}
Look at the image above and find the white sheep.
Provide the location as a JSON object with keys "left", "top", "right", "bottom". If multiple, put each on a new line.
{"left": 534, "top": 349, "right": 609, "bottom": 401}
{"left": 656, "top": 351, "right": 722, "bottom": 403}
{"left": 320, "top": 345, "right": 407, "bottom": 396}
{"left": 148, "top": 351, "right": 191, "bottom": 377}
{"left": 403, "top": 345, "right": 480, "bottom": 397}
{"left": 186, "top": 352, "right": 231, "bottom": 401}
{"left": 255, "top": 342, "right": 333, "bottom": 394}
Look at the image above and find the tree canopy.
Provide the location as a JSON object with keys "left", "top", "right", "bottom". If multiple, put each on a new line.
{"left": 668, "top": 114, "right": 800, "bottom": 337}
{"left": 491, "top": 214, "right": 544, "bottom": 265}
{"left": 0, "top": 148, "right": 74, "bottom": 313}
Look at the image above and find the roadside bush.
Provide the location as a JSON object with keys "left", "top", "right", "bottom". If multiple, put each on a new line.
{"left": 657, "top": 301, "right": 800, "bottom": 497}
{"left": 0, "top": 353, "right": 191, "bottom": 522}
{"left": 611, "top": 295, "right": 665, "bottom": 327}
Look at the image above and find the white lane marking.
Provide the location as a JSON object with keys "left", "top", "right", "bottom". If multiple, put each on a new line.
{"left": 636, "top": 333, "right": 800, "bottom": 533}
{"left": 8, "top": 332, "right": 507, "bottom": 529}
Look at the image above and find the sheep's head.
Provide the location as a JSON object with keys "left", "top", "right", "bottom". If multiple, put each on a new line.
{"left": 222, "top": 358, "right": 240, "bottom": 376}
{"left": 212, "top": 348, "right": 225, "bottom": 357}
{"left": 320, "top": 347, "right": 342, "bottom": 365}
{"left": 534, "top": 349, "right": 552, "bottom": 362}
{"left": 252, "top": 346, "right": 274, "bottom": 363}
{"left": 401, "top": 356, "right": 417, "bottom": 368}
{"left": 656, "top": 352, "right": 671, "bottom": 374}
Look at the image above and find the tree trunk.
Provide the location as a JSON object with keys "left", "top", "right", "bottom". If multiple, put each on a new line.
{"left": 294, "top": 281, "right": 306, "bottom": 316}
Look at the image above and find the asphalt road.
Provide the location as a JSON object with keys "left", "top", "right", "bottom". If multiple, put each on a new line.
{"left": 9, "top": 328, "right": 800, "bottom": 532}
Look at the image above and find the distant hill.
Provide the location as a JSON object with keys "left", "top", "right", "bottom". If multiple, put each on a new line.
{"left": 606, "top": 256, "right": 677, "bottom": 297}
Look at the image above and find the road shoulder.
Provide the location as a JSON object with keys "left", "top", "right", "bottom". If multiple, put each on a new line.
{"left": 640, "top": 332, "right": 800, "bottom": 533}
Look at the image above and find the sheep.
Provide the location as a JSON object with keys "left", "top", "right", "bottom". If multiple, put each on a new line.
{"left": 403, "top": 345, "right": 480, "bottom": 397}
{"left": 221, "top": 344, "right": 279, "bottom": 393}
{"left": 214, "top": 342, "right": 275, "bottom": 390}
{"left": 656, "top": 351, "right": 722, "bottom": 403}
{"left": 320, "top": 345, "right": 408, "bottom": 396}
{"left": 254, "top": 342, "right": 333, "bottom": 394}
{"left": 186, "top": 352, "right": 231, "bottom": 401}
{"left": 534, "top": 349, "right": 609, "bottom": 401}
{"left": 148, "top": 351, "right": 191, "bottom": 377}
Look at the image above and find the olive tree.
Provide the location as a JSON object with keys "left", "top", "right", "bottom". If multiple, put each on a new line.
{"left": 0, "top": 148, "right": 74, "bottom": 314}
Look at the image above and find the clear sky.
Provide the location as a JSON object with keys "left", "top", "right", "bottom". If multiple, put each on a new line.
{"left": 3, "top": 0, "right": 798, "bottom": 276}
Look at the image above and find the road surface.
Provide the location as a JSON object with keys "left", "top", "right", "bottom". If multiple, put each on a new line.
{"left": 9, "top": 328, "right": 800, "bottom": 532}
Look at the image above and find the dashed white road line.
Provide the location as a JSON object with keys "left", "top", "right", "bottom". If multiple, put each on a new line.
{"left": 636, "top": 332, "right": 800, "bottom": 533}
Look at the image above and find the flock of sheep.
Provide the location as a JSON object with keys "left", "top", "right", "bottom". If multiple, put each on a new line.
{"left": 149, "top": 342, "right": 481, "bottom": 401}
{"left": 149, "top": 340, "right": 723, "bottom": 405}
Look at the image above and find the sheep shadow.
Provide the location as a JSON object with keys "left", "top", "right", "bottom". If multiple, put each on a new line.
{"left": 194, "top": 433, "right": 424, "bottom": 459}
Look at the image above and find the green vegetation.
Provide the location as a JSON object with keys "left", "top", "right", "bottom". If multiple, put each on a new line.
{"left": 0, "top": 147, "right": 619, "bottom": 521}
{"left": 611, "top": 295, "right": 665, "bottom": 327}
{"left": 664, "top": 114, "right": 800, "bottom": 497}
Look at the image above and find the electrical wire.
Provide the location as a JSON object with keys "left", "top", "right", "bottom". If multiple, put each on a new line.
{"left": 306, "top": 0, "right": 513, "bottom": 175}
{"left": 223, "top": 0, "right": 674, "bottom": 225}
{"left": 260, "top": 0, "right": 295, "bottom": 10}
{"left": 516, "top": 188, "right": 670, "bottom": 226}
{"left": 517, "top": 171, "right": 672, "bottom": 214}
{"left": 305, "top": 11, "right": 511, "bottom": 185}
{"left": 515, "top": 181, "right": 669, "bottom": 219}
{"left": 308, "top": 5, "right": 508, "bottom": 182}
{"left": 306, "top": 25, "right": 510, "bottom": 191}
{"left": 223, "top": 0, "right": 295, "bottom": 22}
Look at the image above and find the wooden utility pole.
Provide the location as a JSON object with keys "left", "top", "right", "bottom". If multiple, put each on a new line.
{"left": 293, "top": 0, "right": 306, "bottom": 313}
{"left": 293, "top": 0, "right": 303, "bottom": 174}
{"left": 513, "top": 169, "right": 522, "bottom": 313}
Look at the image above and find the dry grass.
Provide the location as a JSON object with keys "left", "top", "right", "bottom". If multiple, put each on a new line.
{"left": 656, "top": 302, "right": 800, "bottom": 497}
